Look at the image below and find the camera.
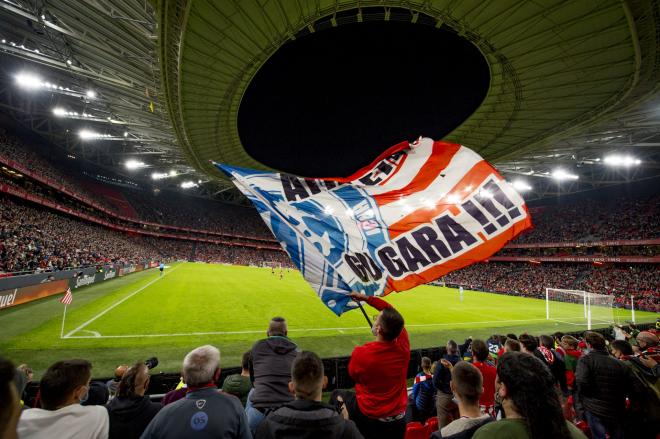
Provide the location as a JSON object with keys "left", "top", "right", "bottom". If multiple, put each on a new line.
{"left": 144, "top": 357, "right": 159, "bottom": 370}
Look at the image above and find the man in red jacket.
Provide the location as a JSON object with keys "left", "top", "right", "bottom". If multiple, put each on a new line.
{"left": 332, "top": 292, "right": 409, "bottom": 439}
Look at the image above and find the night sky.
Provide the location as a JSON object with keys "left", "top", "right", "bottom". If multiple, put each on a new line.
{"left": 238, "top": 20, "right": 489, "bottom": 177}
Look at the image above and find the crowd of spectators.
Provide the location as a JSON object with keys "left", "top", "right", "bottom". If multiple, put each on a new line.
{"left": 514, "top": 195, "right": 660, "bottom": 243}
{"left": 0, "top": 195, "right": 161, "bottom": 274}
{"left": 4, "top": 303, "right": 660, "bottom": 439}
{"left": 0, "top": 193, "right": 293, "bottom": 275}
{"left": 122, "top": 189, "right": 272, "bottom": 239}
{"left": 0, "top": 129, "right": 119, "bottom": 214}
{"left": 498, "top": 245, "right": 659, "bottom": 257}
{"left": 194, "top": 243, "right": 293, "bottom": 268}
{"left": 578, "top": 266, "right": 660, "bottom": 312}
{"left": 442, "top": 263, "right": 582, "bottom": 299}
{"left": 442, "top": 262, "right": 659, "bottom": 312}
{"left": 0, "top": 128, "right": 272, "bottom": 240}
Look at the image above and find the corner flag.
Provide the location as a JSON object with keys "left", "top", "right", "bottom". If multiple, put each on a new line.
{"left": 216, "top": 138, "right": 532, "bottom": 315}
{"left": 60, "top": 287, "right": 73, "bottom": 305}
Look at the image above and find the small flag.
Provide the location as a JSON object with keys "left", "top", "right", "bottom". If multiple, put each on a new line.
{"left": 60, "top": 288, "right": 73, "bottom": 305}
{"left": 148, "top": 101, "right": 154, "bottom": 113}
{"left": 216, "top": 138, "right": 532, "bottom": 315}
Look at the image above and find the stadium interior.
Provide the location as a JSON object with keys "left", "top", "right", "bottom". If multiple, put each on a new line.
{"left": 0, "top": 1, "right": 658, "bottom": 439}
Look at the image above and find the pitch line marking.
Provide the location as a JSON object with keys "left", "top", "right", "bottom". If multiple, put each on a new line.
{"left": 63, "top": 264, "right": 182, "bottom": 339}
{"left": 62, "top": 317, "right": 593, "bottom": 339}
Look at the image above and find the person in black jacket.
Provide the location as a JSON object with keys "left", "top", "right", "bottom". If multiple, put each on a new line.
{"left": 433, "top": 340, "right": 462, "bottom": 427}
{"left": 256, "top": 351, "right": 363, "bottom": 439}
{"left": 576, "top": 332, "right": 634, "bottom": 439}
{"left": 106, "top": 361, "right": 160, "bottom": 439}
{"left": 246, "top": 316, "right": 300, "bottom": 434}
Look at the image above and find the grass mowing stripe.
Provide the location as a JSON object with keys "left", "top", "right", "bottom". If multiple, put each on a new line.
{"left": 63, "top": 264, "right": 182, "bottom": 338}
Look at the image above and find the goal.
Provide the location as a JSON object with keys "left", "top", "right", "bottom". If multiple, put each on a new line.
{"left": 261, "top": 261, "right": 281, "bottom": 269}
{"left": 545, "top": 288, "right": 614, "bottom": 330}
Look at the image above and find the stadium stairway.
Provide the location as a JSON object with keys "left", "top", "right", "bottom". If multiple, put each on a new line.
{"left": 573, "top": 268, "right": 591, "bottom": 289}
{"left": 84, "top": 180, "right": 139, "bottom": 219}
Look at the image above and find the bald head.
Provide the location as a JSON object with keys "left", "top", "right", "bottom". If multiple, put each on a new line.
{"left": 268, "top": 317, "right": 287, "bottom": 337}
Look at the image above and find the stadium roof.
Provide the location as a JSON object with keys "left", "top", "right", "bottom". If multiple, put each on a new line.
{"left": 0, "top": 1, "right": 658, "bottom": 202}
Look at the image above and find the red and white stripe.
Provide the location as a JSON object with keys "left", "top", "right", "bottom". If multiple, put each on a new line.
{"left": 60, "top": 288, "right": 73, "bottom": 305}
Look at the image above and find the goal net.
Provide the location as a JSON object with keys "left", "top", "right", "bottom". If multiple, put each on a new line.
{"left": 546, "top": 288, "right": 614, "bottom": 329}
{"left": 261, "top": 261, "right": 281, "bottom": 269}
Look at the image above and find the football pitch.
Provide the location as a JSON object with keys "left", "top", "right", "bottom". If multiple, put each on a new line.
{"left": 1, "top": 262, "right": 656, "bottom": 378}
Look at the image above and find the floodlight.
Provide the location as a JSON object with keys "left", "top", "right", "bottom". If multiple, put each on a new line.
{"left": 180, "top": 181, "right": 198, "bottom": 189}
{"left": 123, "top": 131, "right": 128, "bottom": 137}
{"left": 86, "top": 90, "right": 96, "bottom": 98}
{"left": 125, "top": 159, "right": 145, "bottom": 170}
{"left": 15, "top": 73, "right": 42, "bottom": 90}
{"left": 79, "top": 129, "right": 100, "bottom": 139}
{"left": 512, "top": 180, "right": 532, "bottom": 191}
{"left": 52, "top": 107, "right": 66, "bottom": 117}
{"left": 603, "top": 154, "right": 641, "bottom": 167}
{"left": 169, "top": 170, "right": 177, "bottom": 176}
{"left": 66, "top": 59, "right": 72, "bottom": 65}
{"left": 551, "top": 169, "right": 579, "bottom": 181}
{"left": 151, "top": 172, "right": 168, "bottom": 180}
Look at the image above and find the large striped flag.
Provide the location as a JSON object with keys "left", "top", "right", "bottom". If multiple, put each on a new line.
{"left": 60, "top": 287, "right": 73, "bottom": 305}
{"left": 216, "top": 138, "right": 532, "bottom": 315}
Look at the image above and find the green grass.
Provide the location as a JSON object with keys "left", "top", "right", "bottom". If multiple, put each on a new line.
{"left": 1, "top": 262, "right": 656, "bottom": 378}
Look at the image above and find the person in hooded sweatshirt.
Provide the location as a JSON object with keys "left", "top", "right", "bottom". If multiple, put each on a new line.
{"left": 245, "top": 316, "right": 299, "bottom": 434}
{"left": 256, "top": 351, "right": 363, "bottom": 439}
{"left": 106, "top": 361, "right": 161, "bottom": 439}
{"left": 17, "top": 359, "right": 109, "bottom": 439}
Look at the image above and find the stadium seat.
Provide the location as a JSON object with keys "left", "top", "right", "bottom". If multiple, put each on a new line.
{"left": 425, "top": 416, "right": 439, "bottom": 432}
{"left": 404, "top": 421, "right": 430, "bottom": 439}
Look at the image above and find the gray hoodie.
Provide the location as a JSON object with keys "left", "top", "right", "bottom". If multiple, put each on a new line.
{"left": 249, "top": 336, "right": 299, "bottom": 409}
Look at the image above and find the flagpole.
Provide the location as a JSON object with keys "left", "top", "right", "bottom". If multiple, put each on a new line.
{"left": 357, "top": 302, "right": 373, "bottom": 328}
{"left": 60, "top": 303, "right": 68, "bottom": 339}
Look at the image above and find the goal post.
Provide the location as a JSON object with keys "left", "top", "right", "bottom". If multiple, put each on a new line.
{"left": 545, "top": 288, "right": 614, "bottom": 330}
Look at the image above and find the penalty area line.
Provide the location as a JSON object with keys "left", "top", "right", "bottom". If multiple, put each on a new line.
{"left": 63, "top": 264, "right": 182, "bottom": 339}
{"left": 63, "top": 317, "right": 566, "bottom": 339}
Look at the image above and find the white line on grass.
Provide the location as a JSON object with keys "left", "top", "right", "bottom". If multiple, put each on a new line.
{"left": 63, "top": 264, "right": 182, "bottom": 338}
{"left": 63, "top": 316, "right": 586, "bottom": 339}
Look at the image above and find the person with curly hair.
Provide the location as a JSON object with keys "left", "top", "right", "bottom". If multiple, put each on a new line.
{"left": 472, "top": 352, "right": 586, "bottom": 439}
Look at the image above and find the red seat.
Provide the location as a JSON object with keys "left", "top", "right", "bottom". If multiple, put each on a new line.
{"left": 425, "top": 416, "right": 439, "bottom": 432}
{"left": 405, "top": 422, "right": 430, "bottom": 439}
